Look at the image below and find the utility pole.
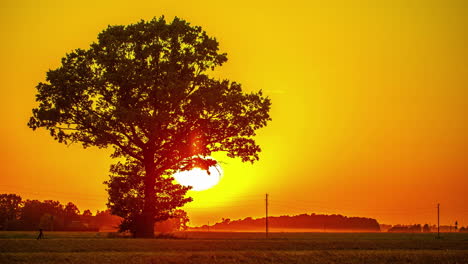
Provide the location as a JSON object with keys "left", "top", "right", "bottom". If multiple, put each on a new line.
{"left": 265, "top": 193, "right": 269, "bottom": 238}
{"left": 437, "top": 203, "right": 440, "bottom": 239}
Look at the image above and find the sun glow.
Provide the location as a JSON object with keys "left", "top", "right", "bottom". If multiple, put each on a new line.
{"left": 173, "top": 165, "right": 223, "bottom": 191}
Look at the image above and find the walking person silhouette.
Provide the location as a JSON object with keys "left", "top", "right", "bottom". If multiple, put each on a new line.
{"left": 37, "top": 228, "right": 44, "bottom": 240}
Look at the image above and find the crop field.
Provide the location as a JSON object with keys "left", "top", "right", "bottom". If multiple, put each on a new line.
{"left": 1, "top": 231, "right": 467, "bottom": 264}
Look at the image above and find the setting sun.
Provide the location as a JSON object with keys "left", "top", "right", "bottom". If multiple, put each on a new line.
{"left": 173, "top": 165, "right": 223, "bottom": 191}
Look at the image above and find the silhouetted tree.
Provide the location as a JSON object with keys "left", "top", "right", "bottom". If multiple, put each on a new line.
{"left": 388, "top": 224, "right": 422, "bottom": 233}
{"left": 28, "top": 16, "right": 271, "bottom": 237}
{"left": 64, "top": 202, "right": 80, "bottom": 227}
{"left": 174, "top": 209, "right": 190, "bottom": 231}
{"left": 106, "top": 160, "right": 191, "bottom": 234}
{"left": 0, "top": 194, "right": 22, "bottom": 230}
{"left": 423, "top": 223, "right": 431, "bottom": 233}
{"left": 202, "top": 214, "right": 381, "bottom": 232}
{"left": 0, "top": 195, "right": 114, "bottom": 231}
{"left": 20, "top": 200, "right": 64, "bottom": 230}
{"left": 80, "top": 209, "right": 93, "bottom": 227}
{"left": 82, "top": 209, "right": 93, "bottom": 217}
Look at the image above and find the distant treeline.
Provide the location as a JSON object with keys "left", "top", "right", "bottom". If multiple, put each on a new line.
{"left": 193, "top": 213, "right": 381, "bottom": 232}
{"left": 0, "top": 193, "right": 120, "bottom": 231}
{"left": 382, "top": 224, "right": 468, "bottom": 233}
{"left": 0, "top": 193, "right": 189, "bottom": 233}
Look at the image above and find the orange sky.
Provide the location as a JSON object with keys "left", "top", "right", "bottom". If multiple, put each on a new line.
{"left": 1, "top": 0, "right": 467, "bottom": 227}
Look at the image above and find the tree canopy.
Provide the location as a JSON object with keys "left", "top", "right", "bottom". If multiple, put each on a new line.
{"left": 0, "top": 194, "right": 22, "bottom": 230}
{"left": 29, "top": 16, "right": 271, "bottom": 237}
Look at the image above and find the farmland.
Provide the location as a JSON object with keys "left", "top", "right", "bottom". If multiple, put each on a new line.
{"left": 1, "top": 231, "right": 467, "bottom": 263}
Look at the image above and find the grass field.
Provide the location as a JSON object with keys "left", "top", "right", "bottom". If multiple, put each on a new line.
{"left": 1, "top": 231, "right": 467, "bottom": 263}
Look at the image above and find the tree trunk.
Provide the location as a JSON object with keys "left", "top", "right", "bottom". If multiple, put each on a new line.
{"left": 136, "top": 152, "right": 157, "bottom": 238}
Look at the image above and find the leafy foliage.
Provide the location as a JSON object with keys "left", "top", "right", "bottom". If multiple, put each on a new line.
{"left": 0, "top": 194, "right": 22, "bottom": 230}
{"left": 0, "top": 194, "right": 121, "bottom": 231}
{"left": 20, "top": 200, "right": 64, "bottom": 230}
{"left": 105, "top": 160, "right": 191, "bottom": 234}
{"left": 196, "top": 214, "right": 381, "bottom": 232}
{"left": 29, "top": 16, "right": 271, "bottom": 237}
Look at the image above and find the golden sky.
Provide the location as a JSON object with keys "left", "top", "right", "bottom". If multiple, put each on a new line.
{"left": 1, "top": 0, "right": 467, "bottom": 227}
